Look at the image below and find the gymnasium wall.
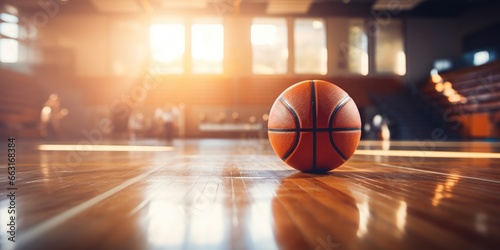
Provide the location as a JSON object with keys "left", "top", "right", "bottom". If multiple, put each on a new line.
{"left": 2, "top": 11, "right": 493, "bottom": 139}
{"left": 0, "top": 68, "right": 43, "bottom": 138}
{"left": 404, "top": 18, "right": 460, "bottom": 88}
{"left": 19, "top": 14, "right": 405, "bottom": 138}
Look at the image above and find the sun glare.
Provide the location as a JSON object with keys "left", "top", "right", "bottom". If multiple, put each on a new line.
{"left": 251, "top": 24, "right": 277, "bottom": 45}
{"left": 150, "top": 23, "right": 185, "bottom": 63}
{"left": 191, "top": 23, "right": 224, "bottom": 74}
{"left": 191, "top": 24, "right": 223, "bottom": 62}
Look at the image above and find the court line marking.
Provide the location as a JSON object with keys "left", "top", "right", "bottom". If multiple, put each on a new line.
{"left": 18, "top": 161, "right": 181, "bottom": 247}
{"left": 127, "top": 199, "right": 150, "bottom": 217}
{"left": 37, "top": 144, "right": 174, "bottom": 152}
{"left": 355, "top": 149, "right": 500, "bottom": 159}
{"left": 378, "top": 163, "right": 500, "bottom": 184}
{"left": 268, "top": 127, "right": 361, "bottom": 132}
{"left": 358, "top": 140, "right": 500, "bottom": 147}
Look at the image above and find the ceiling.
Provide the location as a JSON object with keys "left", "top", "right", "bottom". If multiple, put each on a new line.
{"left": 3, "top": 0, "right": 500, "bottom": 17}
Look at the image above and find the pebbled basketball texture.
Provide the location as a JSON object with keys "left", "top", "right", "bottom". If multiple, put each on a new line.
{"left": 268, "top": 80, "right": 361, "bottom": 173}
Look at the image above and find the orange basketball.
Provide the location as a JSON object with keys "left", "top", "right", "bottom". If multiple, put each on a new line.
{"left": 268, "top": 80, "right": 361, "bottom": 173}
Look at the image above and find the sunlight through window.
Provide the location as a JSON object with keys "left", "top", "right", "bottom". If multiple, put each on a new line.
{"left": 0, "top": 13, "right": 18, "bottom": 23}
{"left": 473, "top": 51, "right": 489, "bottom": 66}
{"left": 0, "top": 22, "right": 18, "bottom": 38}
{"left": 150, "top": 22, "right": 185, "bottom": 73}
{"left": 348, "top": 20, "right": 368, "bottom": 75}
{"left": 375, "top": 20, "right": 405, "bottom": 75}
{"left": 396, "top": 51, "right": 406, "bottom": 76}
{"left": 294, "top": 18, "right": 327, "bottom": 75}
{"left": 192, "top": 19, "right": 223, "bottom": 74}
{"left": 251, "top": 18, "right": 288, "bottom": 74}
{"left": 0, "top": 11, "right": 19, "bottom": 63}
{"left": 251, "top": 25, "right": 277, "bottom": 45}
{"left": 0, "top": 38, "right": 18, "bottom": 63}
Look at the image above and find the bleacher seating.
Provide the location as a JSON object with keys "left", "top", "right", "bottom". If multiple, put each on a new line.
{"left": 420, "top": 60, "right": 500, "bottom": 138}
{"left": 369, "top": 89, "right": 458, "bottom": 140}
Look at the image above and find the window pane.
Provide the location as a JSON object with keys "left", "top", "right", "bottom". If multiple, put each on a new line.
{"left": 251, "top": 18, "right": 288, "bottom": 74}
{"left": 150, "top": 22, "right": 185, "bottom": 74}
{"left": 375, "top": 20, "right": 405, "bottom": 75}
{"left": 192, "top": 19, "right": 223, "bottom": 74}
{"left": 0, "top": 38, "right": 19, "bottom": 63}
{"left": 473, "top": 51, "right": 489, "bottom": 66}
{"left": 348, "top": 19, "right": 368, "bottom": 75}
{"left": 0, "top": 13, "right": 18, "bottom": 23}
{"left": 434, "top": 59, "right": 452, "bottom": 71}
{"left": 0, "top": 23, "right": 19, "bottom": 38}
{"left": 294, "top": 18, "right": 327, "bottom": 75}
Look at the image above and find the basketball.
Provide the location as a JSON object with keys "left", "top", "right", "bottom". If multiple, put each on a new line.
{"left": 268, "top": 80, "right": 361, "bottom": 173}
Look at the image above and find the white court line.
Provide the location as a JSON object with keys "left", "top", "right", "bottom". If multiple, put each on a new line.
{"left": 358, "top": 140, "right": 500, "bottom": 147}
{"left": 37, "top": 144, "right": 174, "bottom": 152}
{"left": 378, "top": 163, "right": 500, "bottom": 184}
{"left": 18, "top": 161, "right": 180, "bottom": 247}
{"left": 355, "top": 149, "right": 500, "bottom": 159}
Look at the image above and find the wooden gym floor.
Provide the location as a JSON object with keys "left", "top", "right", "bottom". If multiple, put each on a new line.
{"left": 1, "top": 138, "right": 500, "bottom": 250}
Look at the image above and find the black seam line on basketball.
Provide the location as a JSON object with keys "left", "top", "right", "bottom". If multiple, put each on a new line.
{"left": 328, "top": 95, "right": 351, "bottom": 161}
{"left": 311, "top": 80, "right": 317, "bottom": 171}
{"left": 279, "top": 97, "right": 301, "bottom": 161}
{"left": 269, "top": 128, "right": 361, "bottom": 132}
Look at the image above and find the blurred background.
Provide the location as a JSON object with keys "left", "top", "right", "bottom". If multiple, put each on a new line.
{"left": 0, "top": 0, "right": 499, "bottom": 141}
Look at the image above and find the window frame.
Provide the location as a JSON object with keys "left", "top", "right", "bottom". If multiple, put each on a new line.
{"left": 250, "top": 17, "right": 289, "bottom": 75}
{"left": 373, "top": 18, "right": 406, "bottom": 76}
{"left": 0, "top": 10, "right": 24, "bottom": 64}
{"left": 149, "top": 18, "right": 187, "bottom": 74}
{"left": 293, "top": 17, "right": 328, "bottom": 75}
{"left": 149, "top": 17, "right": 225, "bottom": 75}
{"left": 190, "top": 17, "right": 224, "bottom": 75}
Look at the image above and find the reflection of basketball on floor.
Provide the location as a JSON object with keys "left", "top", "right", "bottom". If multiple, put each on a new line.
{"left": 268, "top": 80, "right": 362, "bottom": 172}
{"left": 272, "top": 173, "right": 359, "bottom": 249}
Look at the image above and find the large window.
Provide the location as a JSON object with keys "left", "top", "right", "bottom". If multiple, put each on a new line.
{"left": 375, "top": 20, "right": 405, "bottom": 75}
{"left": 251, "top": 18, "right": 288, "bottom": 74}
{"left": 0, "top": 12, "right": 19, "bottom": 63}
{"left": 150, "top": 18, "right": 223, "bottom": 74}
{"left": 348, "top": 19, "right": 368, "bottom": 75}
{"left": 294, "top": 18, "right": 327, "bottom": 75}
{"left": 191, "top": 18, "right": 223, "bottom": 74}
{"left": 147, "top": 17, "right": 410, "bottom": 76}
{"left": 150, "top": 20, "right": 185, "bottom": 74}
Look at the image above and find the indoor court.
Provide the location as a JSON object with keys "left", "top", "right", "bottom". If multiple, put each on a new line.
{"left": 3, "top": 139, "right": 500, "bottom": 249}
{"left": 1, "top": 0, "right": 500, "bottom": 250}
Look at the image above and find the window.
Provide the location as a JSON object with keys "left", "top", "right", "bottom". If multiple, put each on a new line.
{"left": 375, "top": 19, "right": 405, "bottom": 75}
{"left": 473, "top": 51, "right": 489, "bottom": 66}
{"left": 0, "top": 12, "right": 19, "bottom": 63}
{"left": 348, "top": 19, "right": 368, "bottom": 75}
{"left": 191, "top": 18, "right": 223, "bottom": 74}
{"left": 251, "top": 18, "right": 288, "bottom": 74}
{"left": 150, "top": 20, "right": 185, "bottom": 74}
{"left": 294, "top": 18, "right": 327, "bottom": 75}
{"left": 434, "top": 59, "right": 452, "bottom": 71}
